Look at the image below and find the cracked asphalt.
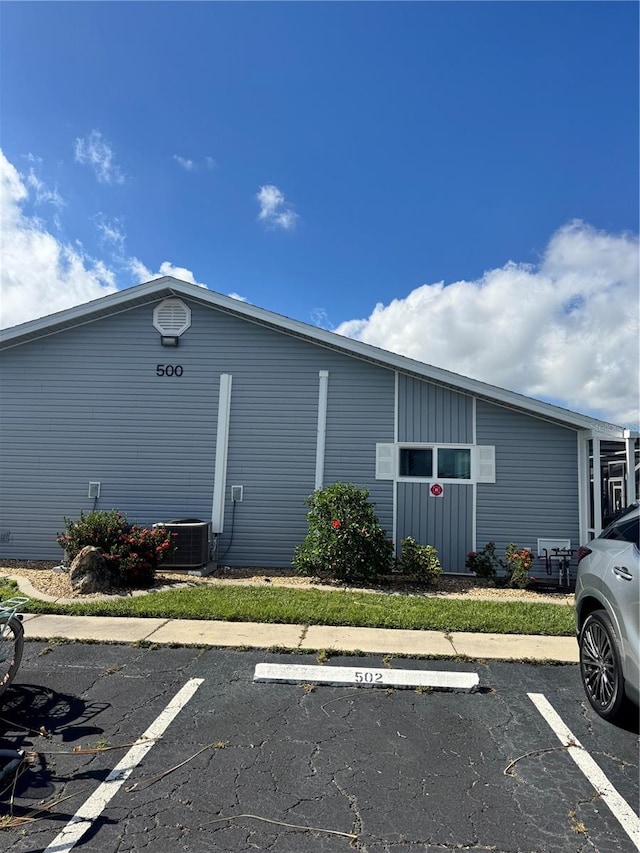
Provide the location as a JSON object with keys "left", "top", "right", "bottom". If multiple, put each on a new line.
{"left": 1, "top": 641, "right": 638, "bottom": 852}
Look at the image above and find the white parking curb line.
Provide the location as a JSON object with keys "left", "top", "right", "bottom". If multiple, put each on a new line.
{"left": 43, "top": 678, "right": 204, "bottom": 853}
{"left": 254, "top": 662, "right": 479, "bottom": 690}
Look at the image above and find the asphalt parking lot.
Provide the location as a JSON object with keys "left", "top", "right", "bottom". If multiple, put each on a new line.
{"left": 1, "top": 642, "right": 638, "bottom": 853}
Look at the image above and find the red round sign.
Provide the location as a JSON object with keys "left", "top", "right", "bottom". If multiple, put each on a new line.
{"left": 430, "top": 483, "right": 443, "bottom": 497}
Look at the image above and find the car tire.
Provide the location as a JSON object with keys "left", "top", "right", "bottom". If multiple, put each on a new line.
{"left": 579, "top": 609, "right": 628, "bottom": 722}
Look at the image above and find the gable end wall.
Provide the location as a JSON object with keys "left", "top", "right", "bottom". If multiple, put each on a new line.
{"left": 0, "top": 299, "right": 395, "bottom": 566}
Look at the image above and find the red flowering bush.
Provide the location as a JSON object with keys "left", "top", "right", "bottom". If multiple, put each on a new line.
{"left": 503, "top": 543, "right": 534, "bottom": 589}
{"left": 465, "top": 541, "right": 535, "bottom": 588}
{"left": 293, "top": 482, "right": 393, "bottom": 582}
{"left": 57, "top": 509, "right": 176, "bottom": 588}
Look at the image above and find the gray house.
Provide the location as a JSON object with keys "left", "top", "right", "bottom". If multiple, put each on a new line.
{"left": 1, "top": 277, "right": 637, "bottom": 576}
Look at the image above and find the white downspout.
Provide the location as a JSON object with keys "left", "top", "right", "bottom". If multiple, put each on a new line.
{"left": 211, "top": 373, "right": 232, "bottom": 534}
{"left": 314, "top": 371, "right": 329, "bottom": 490}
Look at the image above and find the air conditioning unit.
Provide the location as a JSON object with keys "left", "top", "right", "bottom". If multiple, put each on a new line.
{"left": 155, "top": 519, "right": 213, "bottom": 572}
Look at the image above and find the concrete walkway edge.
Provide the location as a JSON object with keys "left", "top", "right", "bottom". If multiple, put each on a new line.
{"left": 21, "top": 613, "right": 579, "bottom": 663}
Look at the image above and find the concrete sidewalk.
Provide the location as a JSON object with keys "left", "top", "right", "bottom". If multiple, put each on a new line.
{"left": 20, "top": 613, "right": 579, "bottom": 663}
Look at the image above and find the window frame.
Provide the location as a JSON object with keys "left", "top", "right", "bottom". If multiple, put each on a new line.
{"left": 396, "top": 443, "right": 474, "bottom": 484}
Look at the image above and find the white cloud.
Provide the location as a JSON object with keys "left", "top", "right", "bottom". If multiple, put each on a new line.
{"left": 173, "top": 155, "right": 196, "bottom": 171}
{"left": 173, "top": 155, "right": 216, "bottom": 171}
{"left": 94, "top": 214, "right": 126, "bottom": 252}
{"left": 0, "top": 149, "right": 118, "bottom": 328}
{"left": 228, "top": 292, "right": 248, "bottom": 302}
{"left": 129, "top": 258, "right": 207, "bottom": 288}
{"left": 74, "top": 130, "right": 124, "bottom": 185}
{"left": 310, "top": 307, "right": 331, "bottom": 328}
{"left": 336, "top": 221, "right": 639, "bottom": 427}
{"left": 256, "top": 184, "right": 298, "bottom": 231}
{"left": 24, "top": 167, "right": 64, "bottom": 210}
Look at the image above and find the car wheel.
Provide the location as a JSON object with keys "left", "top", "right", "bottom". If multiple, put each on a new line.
{"left": 579, "top": 609, "right": 627, "bottom": 722}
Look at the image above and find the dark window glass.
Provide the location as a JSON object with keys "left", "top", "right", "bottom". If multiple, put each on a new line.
{"left": 399, "top": 448, "right": 432, "bottom": 477}
{"left": 437, "top": 448, "right": 471, "bottom": 479}
{"left": 602, "top": 515, "right": 639, "bottom": 544}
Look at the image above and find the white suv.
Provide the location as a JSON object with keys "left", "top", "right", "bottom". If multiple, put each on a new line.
{"left": 575, "top": 504, "right": 639, "bottom": 723}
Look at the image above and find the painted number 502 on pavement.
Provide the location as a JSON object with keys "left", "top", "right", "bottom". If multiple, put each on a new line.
{"left": 354, "top": 670, "right": 383, "bottom": 683}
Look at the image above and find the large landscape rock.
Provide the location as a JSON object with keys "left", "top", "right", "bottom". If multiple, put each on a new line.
{"left": 69, "top": 546, "right": 116, "bottom": 594}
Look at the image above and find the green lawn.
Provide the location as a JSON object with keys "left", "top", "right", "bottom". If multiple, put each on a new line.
{"left": 7, "top": 579, "right": 576, "bottom": 636}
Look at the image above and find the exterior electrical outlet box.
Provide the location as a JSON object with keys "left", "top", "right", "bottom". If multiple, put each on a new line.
{"left": 231, "top": 485, "right": 244, "bottom": 502}
{"left": 88, "top": 482, "right": 101, "bottom": 499}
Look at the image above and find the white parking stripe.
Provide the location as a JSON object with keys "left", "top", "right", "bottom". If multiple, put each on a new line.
{"left": 528, "top": 692, "right": 640, "bottom": 851}
{"left": 43, "top": 677, "right": 204, "bottom": 853}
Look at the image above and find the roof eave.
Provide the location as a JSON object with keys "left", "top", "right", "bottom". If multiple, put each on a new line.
{"left": 0, "top": 276, "right": 629, "bottom": 437}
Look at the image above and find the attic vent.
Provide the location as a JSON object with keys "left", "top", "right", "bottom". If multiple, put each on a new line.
{"left": 153, "top": 298, "right": 191, "bottom": 337}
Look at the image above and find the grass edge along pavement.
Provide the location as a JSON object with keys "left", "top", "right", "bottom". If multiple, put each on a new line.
{"left": 1, "top": 577, "right": 575, "bottom": 636}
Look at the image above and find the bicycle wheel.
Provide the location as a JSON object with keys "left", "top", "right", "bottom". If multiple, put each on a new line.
{"left": 0, "top": 616, "right": 24, "bottom": 698}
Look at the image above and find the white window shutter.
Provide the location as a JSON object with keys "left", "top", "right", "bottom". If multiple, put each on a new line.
{"left": 474, "top": 446, "right": 496, "bottom": 483}
{"left": 375, "top": 443, "right": 396, "bottom": 480}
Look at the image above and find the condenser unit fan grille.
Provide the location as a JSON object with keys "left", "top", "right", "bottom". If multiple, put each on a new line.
{"left": 157, "top": 521, "right": 211, "bottom": 568}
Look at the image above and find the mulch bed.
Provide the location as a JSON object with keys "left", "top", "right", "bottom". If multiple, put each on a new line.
{"left": 0, "top": 559, "right": 572, "bottom": 600}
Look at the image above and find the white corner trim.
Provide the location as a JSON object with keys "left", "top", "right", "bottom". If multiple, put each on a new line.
{"left": 592, "top": 436, "right": 602, "bottom": 537}
{"left": 315, "top": 371, "right": 329, "bottom": 490}
{"left": 393, "top": 371, "right": 398, "bottom": 554}
{"left": 472, "top": 483, "right": 477, "bottom": 551}
{"left": 211, "top": 374, "right": 232, "bottom": 533}
{"left": 394, "top": 371, "right": 399, "bottom": 443}
{"left": 472, "top": 396, "right": 477, "bottom": 445}
{"left": 625, "top": 435, "right": 636, "bottom": 505}
{"left": 577, "top": 433, "right": 589, "bottom": 544}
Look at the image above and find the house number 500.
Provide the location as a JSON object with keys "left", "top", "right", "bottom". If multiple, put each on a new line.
{"left": 156, "top": 364, "right": 183, "bottom": 377}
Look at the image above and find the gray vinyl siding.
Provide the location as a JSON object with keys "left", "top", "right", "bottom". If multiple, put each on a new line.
{"left": 211, "top": 311, "right": 394, "bottom": 566}
{"left": 0, "top": 306, "right": 218, "bottom": 562}
{"left": 322, "top": 368, "right": 395, "bottom": 539}
{"left": 398, "top": 375, "right": 472, "bottom": 443}
{"left": 395, "top": 375, "right": 473, "bottom": 571}
{"left": 475, "top": 399, "right": 580, "bottom": 562}
{"left": 0, "top": 299, "right": 395, "bottom": 566}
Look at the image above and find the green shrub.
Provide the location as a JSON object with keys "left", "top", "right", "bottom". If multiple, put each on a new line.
{"left": 465, "top": 541, "right": 499, "bottom": 581}
{"left": 293, "top": 482, "right": 393, "bottom": 583}
{"left": 56, "top": 510, "right": 175, "bottom": 588}
{"left": 396, "top": 537, "right": 442, "bottom": 585}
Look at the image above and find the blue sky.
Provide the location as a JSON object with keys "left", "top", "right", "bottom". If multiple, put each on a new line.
{"left": 1, "top": 2, "right": 638, "bottom": 426}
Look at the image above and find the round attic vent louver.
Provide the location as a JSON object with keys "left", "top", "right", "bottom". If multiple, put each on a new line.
{"left": 153, "top": 298, "right": 192, "bottom": 336}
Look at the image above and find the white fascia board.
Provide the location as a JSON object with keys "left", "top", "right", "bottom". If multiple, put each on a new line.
{"left": 0, "top": 276, "right": 627, "bottom": 437}
{"left": 0, "top": 278, "right": 173, "bottom": 345}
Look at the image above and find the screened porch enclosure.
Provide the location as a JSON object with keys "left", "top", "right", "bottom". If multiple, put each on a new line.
{"left": 582, "top": 435, "right": 639, "bottom": 539}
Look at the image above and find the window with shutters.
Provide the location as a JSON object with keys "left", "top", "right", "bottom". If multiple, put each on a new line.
{"left": 377, "top": 443, "right": 495, "bottom": 483}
